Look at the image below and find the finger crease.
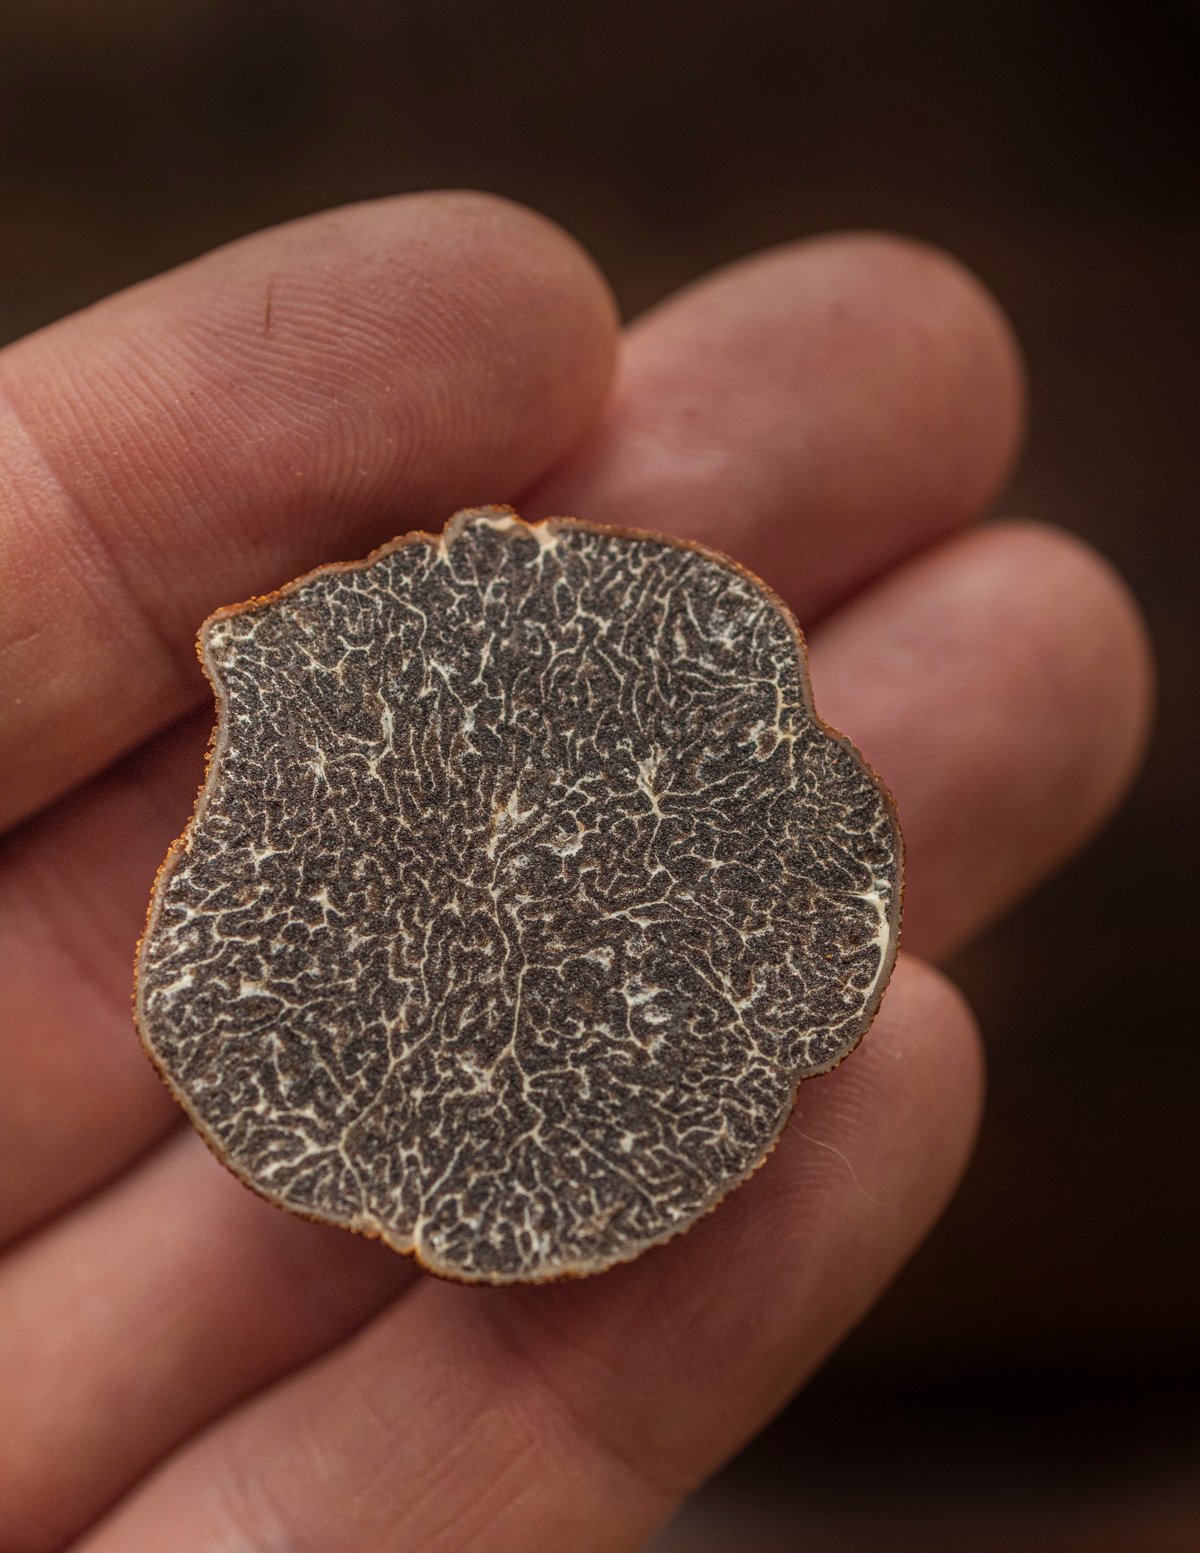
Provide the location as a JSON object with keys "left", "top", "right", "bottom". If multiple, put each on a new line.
{"left": 478, "top": 1301, "right": 685, "bottom": 1513}
{"left": 9, "top": 862, "right": 132, "bottom": 1034}
{"left": 0, "top": 380, "right": 199, "bottom": 710}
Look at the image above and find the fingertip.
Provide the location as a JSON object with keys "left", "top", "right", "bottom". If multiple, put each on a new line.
{"left": 773, "top": 954, "right": 985, "bottom": 1250}
{"left": 866, "top": 954, "right": 987, "bottom": 1177}
{"left": 799, "top": 229, "right": 1027, "bottom": 531}
{"left": 127, "top": 189, "right": 622, "bottom": 527}
{"left": 413, "top": 188, "right": 621, "bottom": 326}
{"left": 810, "top": 518, "right": 1155, "bottom": 960}
{"left": 349, "top": 189, "right": 622, "bottom": 439}
{"left": 823, "top": 230, "right": 1026, "bottom": 407}
{"left": 530, "top": 227, "right": 1028, "bottom": 621}
{"left": 979, "top": 518, "right": 1156, "bottom": 806}
{"left": 928, "top": 519, "right": 1156, "bottom": 880}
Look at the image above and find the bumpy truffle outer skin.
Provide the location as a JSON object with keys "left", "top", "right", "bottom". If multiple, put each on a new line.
{"left": 135, "top": 507, "right": 902, "bottom": 1284}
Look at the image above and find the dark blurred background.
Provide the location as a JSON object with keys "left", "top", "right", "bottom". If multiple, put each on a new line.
{"left": 2, "top": 2, "right": 1196, "bottom": 1547}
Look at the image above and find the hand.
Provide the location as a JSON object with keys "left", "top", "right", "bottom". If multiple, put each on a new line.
{"left": 0, "top": 193, "right": 1151, "bottom": 1551}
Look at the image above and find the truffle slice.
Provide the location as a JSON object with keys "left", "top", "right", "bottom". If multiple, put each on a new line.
{"left": 136, "top": 506, "right": 901, "bottom": 1283}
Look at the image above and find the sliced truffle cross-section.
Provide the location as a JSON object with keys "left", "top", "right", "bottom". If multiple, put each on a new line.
{"left": 136, "top": 505, "right": 901, "bottom": 1283}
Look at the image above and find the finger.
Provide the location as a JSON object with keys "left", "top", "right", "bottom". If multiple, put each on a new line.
{"left": 0, "top": 190, "right": 617, "bottom": 832}
{"left": 806, "top": 520, "right": 1155, "bottom": 960}
{"left": 0, "top": 715, "right": 210, "bottom": 1244}
{"left": 525, "top": 231, "right": 1024, "bottom": 624}
{"left": 72, "top": 956, "right": 980, "bottom": 1553}
{"left": 0, "top": 1132, "right": 415, "bottom": 1553}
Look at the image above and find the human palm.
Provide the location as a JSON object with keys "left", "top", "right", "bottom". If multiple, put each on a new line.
{"left": 0, "top": 193, "right": 1150, "bottom": 1551}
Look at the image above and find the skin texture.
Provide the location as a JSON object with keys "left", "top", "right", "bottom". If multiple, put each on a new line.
{"left": 0, "top": 194, "right": 1152, "bottom": 1552}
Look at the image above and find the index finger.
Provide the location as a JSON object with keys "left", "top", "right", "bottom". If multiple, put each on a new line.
{"left": 0, "top": 192, "right": 617, "bottom": 832}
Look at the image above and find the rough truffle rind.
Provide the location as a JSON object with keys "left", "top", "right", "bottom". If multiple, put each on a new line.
{"left": 135, "top": 506, "right": 901, "bottom": 1283}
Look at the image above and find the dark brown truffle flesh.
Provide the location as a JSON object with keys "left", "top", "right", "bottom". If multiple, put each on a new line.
{"left": 135, "top": 506, "right": 902, "bottom": 1284}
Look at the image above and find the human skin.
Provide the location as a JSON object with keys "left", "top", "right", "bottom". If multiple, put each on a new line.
{"left": 0, "top": 192, "right": 1152, "bottom": 1551}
